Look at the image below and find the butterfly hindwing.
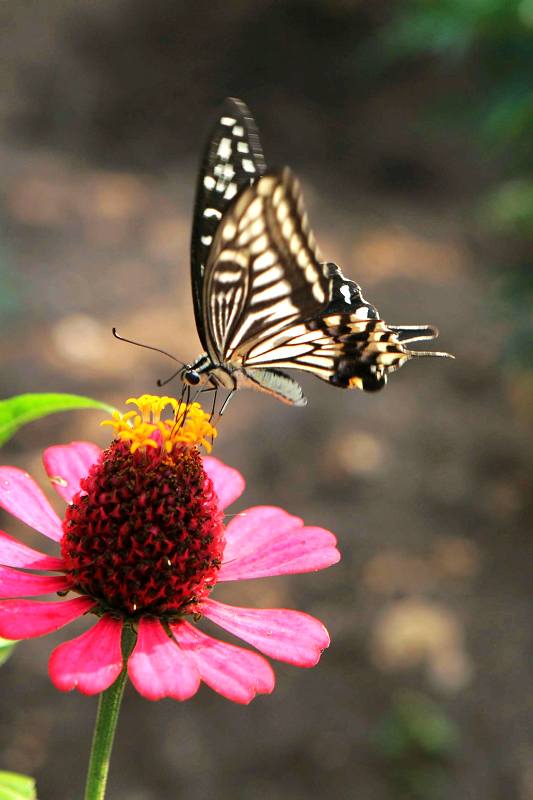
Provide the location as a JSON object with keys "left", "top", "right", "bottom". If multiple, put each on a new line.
{"left": 242, "top": 313, "right": 442, "bottom": 392}
{"left": 191, "top": 97, "right": 266, "bottom": 348}
{"left": 324, "top": 262, "right": 379, "bottom": 320}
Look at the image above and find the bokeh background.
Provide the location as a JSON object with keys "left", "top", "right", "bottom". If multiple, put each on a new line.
{"left": 0, "top": 2, "right": 532, "bottom": 798}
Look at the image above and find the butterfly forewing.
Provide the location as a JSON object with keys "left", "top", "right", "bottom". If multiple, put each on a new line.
{"left": 203, "top": 167, "right": 331, "bottom": 362}
{"left": 191, "top": 97, "right": 266, "bottom": 347}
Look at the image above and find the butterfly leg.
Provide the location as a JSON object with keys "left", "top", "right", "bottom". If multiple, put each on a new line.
{"left": 204, "top": 383, "right": 219, "bottom": 424}
{"left": 174, "top": 385, "right": 191, "bottom": 432}
{"left": 190, "top": 382, "right": 219, "bottom": 422}
{"left": 218, "top": 389, "right": 236, "bottom": 418}
{"left": 198, "top": 382, "right": 219, "bottom": 445}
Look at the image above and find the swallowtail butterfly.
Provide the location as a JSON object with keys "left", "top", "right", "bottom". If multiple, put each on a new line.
{"left": 183, "top": 97, "right": 450, "bottom": 407}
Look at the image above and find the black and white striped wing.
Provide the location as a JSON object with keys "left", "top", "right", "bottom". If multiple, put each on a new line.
{"left": 191, "top": 98, "right": 266, "bottom": 348}
{"left": 243, "top": 313, "right": 444, "bottom": 392}
{"left": 202, "top": 167, "right": 331, "bottom": 363}
{"left": 324, "top": 262, "right": 379, "bottom": 319}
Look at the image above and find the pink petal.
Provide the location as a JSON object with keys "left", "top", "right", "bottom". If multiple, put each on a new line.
{"left": 222, "top": 506, "right": 303, "bottom": 561}
{"left": 201, "top": 600, "right": 330, "bottom": 667}
{"left": 0, "top": 467, "right": 63, "bottom": 541}
{"left": 218, "top": 506, "right": 340, "bottom": 581}
{"left": 43, "top": 441, "right": 101, "bottom": 504}
{"left": 172, "top": 621, "right": 275, "bottom": 704}
{"left": 0, "top": 529, "right": 64, "bottom": 571}
{"left": 0, "top": 565, "right": 68, "bottom": 597}
{"left": 203, "top": 456, "right": 245, "bottom": 511}
{"left": 49, "top": 616, "right": 123, "bottom": 695}
{"left": 0, "top": 595, "right": 95, "bottom": 639}
{"left": 128, "top": 619, "right": 200, "bottom": 701}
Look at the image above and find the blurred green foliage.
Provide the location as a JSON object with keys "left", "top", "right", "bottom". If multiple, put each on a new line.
{"left": 374, "top": 690, "right": 460, "bottom": 799}
{"left": 381, "top": 0, "right": 533, "bottom": 372}
{"left": 384, "top": 0, "right": 533, "bottom": 217}
{"left": 0, "top": 771, "right": 36, "bottom": 800}
{"left": 0, "top": 638, "right": 16, "bottom": 668}
{"left": 0, "top": 393, "right": 114, "bottom": 447}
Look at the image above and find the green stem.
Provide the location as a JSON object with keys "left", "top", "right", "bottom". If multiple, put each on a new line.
{"left": 83, "top": 626, "right": 137, "bottom": 800}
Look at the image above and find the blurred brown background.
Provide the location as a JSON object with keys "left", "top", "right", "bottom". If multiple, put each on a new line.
{"left": 0, "top": 2, "right": 532, "bottom": 799}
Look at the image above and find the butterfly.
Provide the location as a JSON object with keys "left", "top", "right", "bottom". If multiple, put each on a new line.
{"left": 180, "top": 97, "right": 451, "bottom": 409}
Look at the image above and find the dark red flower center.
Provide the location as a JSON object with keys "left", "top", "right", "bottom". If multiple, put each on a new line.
{"left": 61, "top": 440, "right": 224, "bottom": 618}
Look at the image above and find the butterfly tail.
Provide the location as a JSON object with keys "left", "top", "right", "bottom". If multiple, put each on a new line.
{"left": 388, "top": 324, "right": 439, "bottom": 343}
{"left": 388, "top": 325, "right": 454, "bottom": 360}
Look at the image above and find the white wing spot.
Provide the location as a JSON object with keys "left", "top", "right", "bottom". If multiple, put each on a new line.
{"left": 237, "top": 142, "right": 249, "bottom": 153}
{"left": 258, "top": 176, "right": 276, "bottom": 195}
{"left": 203, "top": 175, "right": 216, "bottom": 190}
{"left": 215, "top": 270, "right": 241, "bottom": 284}
{"left": 305, "top": 264, "right": 318, "bottom": 282}
{"left": 299, "top": 354, "right": 332, "bottom": 368}
{"left": 201, "top": 235, "right": 213, "bottom": 246}
{"left": 222, "top": 163, "right": 235, "bottom": 180}
{"left": 250, "top": 344, "right": 313, "bottom": 362}
{"left": 273, "top": 185, "right": 284, "bottom": 205}
{"left": 282, "top": 218, "right": 295, "bottom": 239}
{"left": 203, "top": 208, "right": 222, "bottom": 219}
{"left": 222, "top": 222, "right": 237, "bottom": 241}
{"left": 340, "top": 285, "right": 352, "bottom": 304}
{"left": 289, "top": 233, "right": 301, "bottom": 256}
{"left": 276, "top": 201, "right": 289, "bottom": 223}
{"left": 250, "top": 218, "right": 265, "bottom": 238}
{"left": 354, "top": 306, "right": 370, "bottom": 319}
{"left": 250, "top": 234, "right": 269, "bottom": 255}
{"left": 214, "top": 163, "right": 235, "bottom": 181}
{"left": 297, "top": 249, "right": 309, "bottom": 267}
{"left": 247, "top": 197, "right": 263, "bottom": 220}
{"left": 254, "top": 250, "right": 276, "bottom": 271}
{"left": 220, "top": 116, "right": 236, "bottom": 126}
{"left": 233, "top": 125, "right": 244, "bottom": 137}
{"left": 312, "top": 283, "right": 326, "bottom": 303}
{"left": 253, "top": 265, "right": 284, "bottom": 288}
{"left": 252, "top": 281, "right": 290, "bottom": 304}
{"left": 242, "top": 158, "right": 256, "bottom": 174}
{"left": 224, "top": 183, "right": 238, "bottom": 200}
{"left": 237, "top": 229, "right": 252, "bottom": 247}
{"left": 217, "top": 138, "right": 232, "bottom": 160}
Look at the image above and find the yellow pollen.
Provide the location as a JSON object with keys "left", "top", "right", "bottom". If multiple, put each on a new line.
{"left": 101, "top": 395, "right": 217, "bottom": 453}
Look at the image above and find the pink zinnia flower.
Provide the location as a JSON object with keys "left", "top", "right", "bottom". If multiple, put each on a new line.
{"left": 0, "top": 396, "right": 339, "bottom": 704}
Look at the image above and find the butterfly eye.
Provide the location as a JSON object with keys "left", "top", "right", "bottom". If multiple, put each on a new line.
{"left": 183, "top": 370, "right": 201, "bottom": 386}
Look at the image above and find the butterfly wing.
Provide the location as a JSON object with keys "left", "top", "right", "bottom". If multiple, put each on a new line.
{"left": 243, "top": 313, "right": 449, "bottom": 392}
{"left": 323, "top": 262, "right": 379, "bottom": 319}
{"left": 202, "top": 167, "right": 331, "bottom": 363}
{"left": 198, "top": 147, "right": 450, "bottom": 399}
{"left": 190, "top": 98, "right": 266, "bottom": 348}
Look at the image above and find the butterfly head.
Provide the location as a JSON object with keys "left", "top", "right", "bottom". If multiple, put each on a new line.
{"left": 181, "top": 367, "right": 202, "bottom": 387}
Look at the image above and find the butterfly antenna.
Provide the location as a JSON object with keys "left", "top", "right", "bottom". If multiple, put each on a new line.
{"left": 156, "top": 368, "right": 184, "bottom": 388}
{"left": 112, "top": 328, "right": 185, "bottom": 367}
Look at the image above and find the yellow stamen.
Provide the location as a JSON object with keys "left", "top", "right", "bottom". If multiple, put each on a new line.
{"left": 101, "top": 395, "right": 217, "bottom": 453}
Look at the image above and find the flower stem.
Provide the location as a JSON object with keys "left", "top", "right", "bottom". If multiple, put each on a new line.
{"left": 83, "top": 625, "right": 137, "bottom": 800}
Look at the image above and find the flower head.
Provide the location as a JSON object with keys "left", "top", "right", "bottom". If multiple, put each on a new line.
{"left": 0, "top": 396, "right": 340, "bottom": 703}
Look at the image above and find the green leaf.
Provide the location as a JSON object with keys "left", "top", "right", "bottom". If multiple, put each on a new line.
{"left": 0, "top": 771, "right": 37, "bottom": 800}
{"left": 0, "top": 394, "right": 115, "bottom": 447}
{"left": 0, "top": 637, "right": 17, "bottom": 668}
